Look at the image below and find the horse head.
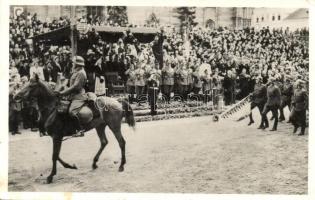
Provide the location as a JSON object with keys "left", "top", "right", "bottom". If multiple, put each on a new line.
{"left": 14, "top": 74, "right": 56, "bottom": 105}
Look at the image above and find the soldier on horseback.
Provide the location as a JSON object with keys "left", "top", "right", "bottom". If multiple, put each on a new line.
{"left": 58, "top": 56, "right": 88, "bottom": 137}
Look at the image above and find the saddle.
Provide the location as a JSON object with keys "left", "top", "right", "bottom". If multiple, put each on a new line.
{"left": 52, "top": 93, "right": 101, "bottom": 128}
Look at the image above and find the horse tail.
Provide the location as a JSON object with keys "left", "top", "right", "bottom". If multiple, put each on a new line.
{"left": 121, "top": 100, "right": 135, "bottom": 129}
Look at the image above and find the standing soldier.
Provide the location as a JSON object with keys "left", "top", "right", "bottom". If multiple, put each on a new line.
{"left": 147, "top": 74, "right": 160, "bottom": 115}
{"left": 261, "top": 77, "right": 281, "bottom": 131}
{"left": 162, "top": 59, "right": 174, "bottom": 103}
{"left": 152, "top": 27, "right": 165, "bottom": 69}
{"left": 201, "top": 69, "right": 212, "bottom": 103}
{"left": 135, "top": 60, "right": 145, "bottom": 105}
{"left": 187, "top": 66, "right": 194, "bottom": 96}
{"left": 125, "top": 62, "right": 136, "bottom": 104}
{"left": 223, "top": 70, "right": 234, "bottom": 106}
{"left": 279, "top": 75, "right": 294, "bottom": 122}
{"left": 192, "top": 67, "right": 202, "bottom": 95}
{"left": 178, "top": 64, "right": 189, "bottom": 101}
{"left": 290, "top": 80, "right": 308, "bottom": 135}
{"left": 248, "top": 76, "right": 268, "bottom": 129}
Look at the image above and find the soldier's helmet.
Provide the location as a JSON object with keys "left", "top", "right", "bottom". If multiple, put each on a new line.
{"left": 73, "top": 56, "right": 85, "bottom": 67}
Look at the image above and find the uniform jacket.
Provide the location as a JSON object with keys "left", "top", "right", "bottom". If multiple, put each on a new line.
{"left": 252, "top": 84, "right": 267, "bottom": 105}
{"left": 192, "top": 71, "right": 202, "bottom": 88}
{"left": 266, "top": 84, "right": 281, "bottom": 106}
{"left": 178, "top": 68, "right": 189, "bottom": 86}
{"left": 162, "top": 67, "right": 174, "bottom": 85}
{"left": 281, "top": 83, "right": 294, "bottom": 102}
{"left": 62, "top": 68, "right": 87, "bottom": 100}
{"left": 125, "top": 68, "right": 136, "bottom": 86}
{"left": 201, "top": 74, "right": 212, "bottom": 91}
{"left": 135, "top": 68, "right": 145, "bottom": 86}
{"left": 292, "top": 89, "right": 308, "bottom": 111}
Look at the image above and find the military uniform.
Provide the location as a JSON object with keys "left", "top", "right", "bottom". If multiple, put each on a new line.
{"left": 279, "top": 82, "right": 294, "bottom": 121}
{"left": 201, "top": 73, "right": 212, "bottom": 103}
{"left": 147, "top": 75, "right": 159, "bottom": 115}
{"left": 290, "top": 87, "right": 308, "bottom": 135}
{"left": 60, "top": 56, "right": 88, "bottom": 136}
{"left": 62, "top": 68, "right": 87, "bottom": 116}
{"left": 248, "top": 83, "right": 267, "bottom": 128}
{"left": 125, "top": 66, "right": 136, "bottom": 103}
{"left": 178, "top": 67, "right": 189, "bottom": 101}
{"left": 135, "top": 66, "right": 145, "bottom": 103}
{"left": 162, "top": 65, "right": 174, "bottom": 103}
{"left": 192, "top": 71, "right": 202, "bottom": 94}
{"left": 261, "top": 82, "right": 281, "bottom": 131}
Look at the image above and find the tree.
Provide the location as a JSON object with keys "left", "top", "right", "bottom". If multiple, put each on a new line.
{"left": 175, "top": 7, "right": 198, "bottom": 33}
{"left": 107, "top": 6, "right": 128, "bottom": 26}
{"left": 145, "top": 12, "right": 160, "bottom": 27}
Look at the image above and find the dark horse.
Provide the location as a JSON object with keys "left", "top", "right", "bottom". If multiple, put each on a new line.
{"left": 14, "top": 75, "right": 135, "bottom": 184}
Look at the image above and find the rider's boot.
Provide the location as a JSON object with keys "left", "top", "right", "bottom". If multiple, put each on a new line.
{"left": 72, "top": 115, "right": 85, "bottom": 137}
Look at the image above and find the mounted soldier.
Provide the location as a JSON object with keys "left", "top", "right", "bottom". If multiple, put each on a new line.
{"left": 57, "top": 56, "right": 91, "bottom": 137}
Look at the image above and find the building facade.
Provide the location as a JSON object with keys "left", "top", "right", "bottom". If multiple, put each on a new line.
{"left": 251, "top": 8, "right": 308, "bottom": 30}
{"left": 10, "top": 6, "right": 253, "bottom": 29}
{"left": 126, "top": 7, "right": 253, "bottom": 29}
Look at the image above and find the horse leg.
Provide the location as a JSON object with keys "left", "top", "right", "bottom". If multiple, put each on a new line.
{"left": 111, "top": 126, "right": 126, "bottom": 172}
{"left": 47, "top": 137, "right": 62, "bottom": 184}
{"left": 92, "top": 124, "right": 108, "bottom": 170}
{"left": 58, "top": 157, "right": 77, "bottom": 169}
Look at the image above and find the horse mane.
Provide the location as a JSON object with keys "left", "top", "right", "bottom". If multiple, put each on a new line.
{"left": 38, "top": 80, "right": 56, "bottom": 98}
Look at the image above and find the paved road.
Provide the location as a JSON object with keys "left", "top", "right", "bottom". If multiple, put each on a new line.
{"left": 8, "top": 109, "right": 308, "bottom": 194}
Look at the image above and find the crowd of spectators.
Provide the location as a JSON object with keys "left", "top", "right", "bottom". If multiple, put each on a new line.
{"left": 9, "top": 11, "right": 309, "bottom": 135}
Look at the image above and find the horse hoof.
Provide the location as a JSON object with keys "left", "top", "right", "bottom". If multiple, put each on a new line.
{"left": 118, "top": 166, "right": 124, "bottom": 172}
{"left": 46, "top": 177, "right": 53, "bottom": 184}
{"left": 92, "top": 164, "right": 98, "bottom": 170}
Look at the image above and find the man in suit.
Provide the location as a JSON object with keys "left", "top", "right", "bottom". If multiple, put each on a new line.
{"left": 261, "top": 77, "right": 281, "bottom": 131}
{"left": 290, "top": 80, "right": 308, "bottom": 135}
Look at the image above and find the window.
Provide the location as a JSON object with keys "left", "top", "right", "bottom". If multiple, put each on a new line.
{"left": 256, "top": 17, "right": 259, "bottom": 23}
{"left": 278, "top": 15, "right": 281, "bottom": 20}
{"left": 272, "top": 16, "right": 275, "bottom": 21}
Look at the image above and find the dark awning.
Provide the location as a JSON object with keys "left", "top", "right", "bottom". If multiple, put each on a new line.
{"left": 30, "top": 25, "right": 158, "bottom": 44}
{"left": 30, "top": 26, "right": 71, "bottom": 45}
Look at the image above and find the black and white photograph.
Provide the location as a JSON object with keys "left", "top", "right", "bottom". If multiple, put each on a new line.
{"left": 1, "top": 0, "right": 313, "bottom": 198}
